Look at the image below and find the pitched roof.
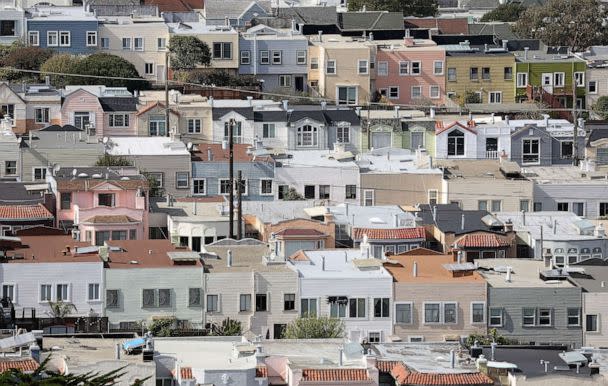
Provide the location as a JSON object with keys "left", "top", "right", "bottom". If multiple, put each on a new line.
{"left": 376, "top": 360, "right": 401, "bottom": 373}
{"left": 391, "top": 363, "right": 493, "bottom": 386}
{"left": 435, "top": 121, "right": 477, "bottom": 135}
{"left": 99, "top": 97, "right": 138, "bottom": 112}
{"left": 301, "top": 368, "right": 371, "bottom": 382}
{"left": 82, "top": 215, "right": 139, "bottom": 224}
{"left": 352, "top": 227, "right": 426, "bottom": 241}
{"left": 0, "top": 358, "right": 39, "bottom": 372}
{"left": 143, "top": 0, "right": 201, "bottom": 12}
{"left": 0, "top": 204, "right": 53, "bottom": 221}
{"left": 39, "top": 124, "right": 82, "bottom": 132}
{"left": 136, "top": 101, "right": 180, "bottom": 117}
{"left": 404, "top": 17, "right": 469, "bottom": 34}
{"left": 180, "top": 366, "right": 193, "bottom": 380}
{"left": 277, "top": 7, "right": 337, "bottom": 25}
{"left": 212, "top": 107, "right": 254, "bottom": 120}
{"left": 339, "top": 11, "right": 404, "bottom": 31}
{"left": 588, "top": 128, "right": 608, "bottom": 145}
{"left": 274, "top": 228, "right": 327, "bottom": 237}
{"left": 454, "top": 233, "right": 510, "bottom": 248}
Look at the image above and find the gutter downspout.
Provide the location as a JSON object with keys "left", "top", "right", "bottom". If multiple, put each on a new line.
{"left": 253, "top": 34, "right": 257, "bottom": 77}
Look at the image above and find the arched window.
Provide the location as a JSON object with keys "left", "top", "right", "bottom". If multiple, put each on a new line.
{"left": 297, "top": 125, "right": 318, "bottom": 147}
{"left": 447, "top": 129, "right": 465, "bottom": 156}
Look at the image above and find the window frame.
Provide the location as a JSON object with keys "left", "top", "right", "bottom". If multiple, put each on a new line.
{"left": 279, "top": 75, "right": 292, "bottom": 88}
{"left": 395, "top": 302, "right": 413, "bottom": 324}
{"left": 283, "top": 293, "right": 296, "bottom": 311}
{"left": 516, "top": 72, "right": 528, "bottom": 88}
{"left": 357, "top": 59, "right": 369, "bottom": 75}
{"left": 326, "top": 59, "right": 336, "bottom": 75}
{"left": 575, "top": 72, "right": 585, "bottom": 87}
{"left": 345, "top": 184, "right": 357, "bottom": 199}
{"left": 109, "top": 113, "right": 130, "bottom": 128}
{"left": 411, "top": 61, "right": 421, "bottom": 75}
{"left": 144, "top": 62, "right": 155, "bottom": 76}
{"left": 589, "top": 80, "right": 598, "bottom": 94}
{"left": 388, "top": 86, "right": 399, "bottom": 99}
{"left": 377, "top": 61, "right": 388, "bottom": 76}
{"left": 586, "top": 314, "right": 599, "bottom": 332}
{"left": 88, "top": 283, "right": 101, "bottom": 302}
{"left": 240, "top": 50, "right": 251, "bottom": 65}
{"left": 489, "top": 91, "right": 502, "bottom": 104}
{"left": 260, "top": 179, "right": 273, "bottom": 196}
{"left": 433, "top": 60, "right": 444, "bottom": 75}
{"left": 522, "top": 307, "right": 536, "bottom": 326}
{"left": 399, "top": 61, "right": 409, "bottom": 76}
{"left": 39, "top": 284, "right": 52, "bottom": 303}
{"left": 34, "top": 107, "right": 50, "bottom": 124}
{"left": 300, "top": 297, "right": 317, "bottom": 318}
{"left": 447, "top": 67, "right": 457, "bottom": 82}
{"left": 271, "top": 50, "right": 282, "bottom": 65}
{"left": 349, "top": 297, "right": 366, "bottom": 318}
{"left": 59, "top": 31, "right": 71, "bottom": 47}
{"left": 296, "top": 50, "right": 307, "bottom": 65}
{"left": 429, "top": 85, "right": 440, "bottom": 99}
{"left": 554, "top": 72, "right": 565, "bottom": 87}
{"left": 471, "top": 302, "right": 486, "bottom": 324}
{"left": 489, "top": 307, "right": 503, "bottom": 327}
{"left": 176, "top": 171, "right": 189, "bottom": 189}
{"left": 192, "top": 178, "right": 206, "bottom": 195}
{"left": 363, "top": 189, "right": 374, "bottom": 206}
{"left": 567, "top": 307, "right": 581, "bottom": 327}
{"left": 187, "top": 118, "right": 202, "bottom": 133}
{"left": 259, "top": 50, "right": 270, "bottom": 64}
{"left": 262, "top": 123, "right": 275, "bottom": 138}
{"left": 56, "top": 283, "right": 70, "bottom": 302}
{"left": 239, "top": 294, "right": 252, "bottom": 312}
{"left": 86, "top": 31, "right": 97, "bottom": 47}
{"left": 47, "top": 31, "right": 58, "bottom": 47}
{"left": 4, "top": 161, "right": 16, "bottom": 176}
{"left": 28, "top": 31, "right": 39, "bottom": 46}
{"left": 522, "top": 138, "right": 540, "bottom": 165}
{"left": 423, "top": 302, "right": 441, "bottom": 324}
{"left": 206, "top": 294, "right": 219, "bottom": 313}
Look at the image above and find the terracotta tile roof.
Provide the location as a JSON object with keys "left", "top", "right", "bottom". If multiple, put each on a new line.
{"left": 274, "top": 228, "right": 327, "bottom": 237}
{"left": 301, "top": 368, "right": 370, "bottom": 382}
{"left": 136, "top": 101, "right": 180, "bottom": 117}
{"left": 435, "top": 121, "right": 477, "bottom": 135}
{"left": 0, "top": 358, "right": 39, "bottom": 372}
{"left": 0, "top": 204, "right": 53, "bottom": 220}
{"left": 455, "top": 233, "right": 510, "bottom": 248}
{"left": 180, "top": 366, "right": 193, "bottom": 380}
{"left": 82, "top": 215, "right": 139, "bottom": 224}
{"left": 256, "top": 365, "right": 268, "bottom": 378}
{"left": 391, "top": 363, "right": 493, "bottom": 385}
{"left": 352, "top": 227, "right": 426, "bottom": 241}
{"left": 376, "top": 360, "right": 401, "bottom": 373}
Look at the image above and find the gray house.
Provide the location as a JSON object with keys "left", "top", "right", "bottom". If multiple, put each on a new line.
{"left": 477, "top": 259, "right": 583, "bottom": 348}
{"left": 204, "top": 0, "right": 270, "bottom": 28}
{"left": 510, "top": 122, "right": 586, "bottom": 166}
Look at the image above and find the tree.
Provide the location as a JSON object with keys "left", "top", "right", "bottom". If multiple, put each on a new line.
{"left": 0, "top": 45, "right": 53, "bottom": 82}
{"left": 283, "top": 317, "right": 345, "bottom": 339}
{"left": 593, "top": 96, "right": 608, "bottom": 119}
{"left": 348, "top": 0, "right": 437, "bottom": 17}
{"left": 514, "top": 0, "right": 608, "bottom": 51}
{"left": 210, "top": 317, "right": 242, "bottom": 336}
{"left": 148, "top": 318, "right": 175, "bottom": 337}
{"left": 464, "top": 90, "right": 481, "bottom": 104}
{"left": 465, "top": 328, "right": 516, "bottom": 348}
{"left": 40, "top": 54, "right": 83, "bottom": 88}
{"left": 48, "top": 301, "right": 77, "bottom": 320}
{"left": 95, "top": 154, "right": 134, "bottom": 167}
{"left": 282, "top": 187, "right": 305, "bottom": 201}
{"left": 69, "top": 53, "right": 149, "bottom": 91}
{"left": 480, "top": 3, "right": 526, "bottom": 22}
{"left": 169, "top": 35, "right": 211, "bottom": 70}
{"left": 180, "top": 69, "right": 259, "bottom": 87}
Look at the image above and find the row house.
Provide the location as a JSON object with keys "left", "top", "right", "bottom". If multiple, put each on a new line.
{"left": 202, "top": 0, "right": 269, "bottom": 28}
{"left": 575, "top": 46, "right": 608, "bottom": 111}
{"left": 586, "top": 126, "right": 608, "bottom": 166}
{"left": 239, "top": 24, "right": 309, "bottom": 93}
{"left": 0, "top": 2, "right": 25, "bottom": 45}
{"left": 0, "top": 181, "right": 54, "bottom": 235}
{"left": 0, "top": 82, "right": 62, "bottom": 134}
{"left": 50, "top": 166, "right": 149, "bottom": 244}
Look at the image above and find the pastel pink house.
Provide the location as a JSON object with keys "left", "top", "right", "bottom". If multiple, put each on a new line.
{"left": 375, "top": 39, "right": 446, "bottom": 106}
{"left": 52, "top": 166, "right": 149, "bottom": 246}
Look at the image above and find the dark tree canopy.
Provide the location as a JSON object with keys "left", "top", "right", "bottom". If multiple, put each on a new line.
{"left": 0, "top": 43, "right": 53, "bottom": 82}
{"left": 480, "top": 3, "right": 526, "bottom": 22}
{"left": 69, "top": 53, "right": 149, "bottom": 90}
{"left": 348, "top": 0, "right": 438, "bottom": 17}
{"left": 169, "top": 35, "right": 212, "bottom": 70}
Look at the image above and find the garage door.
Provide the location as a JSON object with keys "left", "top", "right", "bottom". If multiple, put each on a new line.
{"left": 598, "top": 148, "right": 608, "bottom": 165}
{"left": 371, "top": 132, "right": 391, "bottom": 149}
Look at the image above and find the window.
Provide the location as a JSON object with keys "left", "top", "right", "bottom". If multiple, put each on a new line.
{"left": 156, "top": 289, "right": 171, "bottom": 307}
{"left": 560, "top": 140, "right": 573, "bottom": 159}
{"left": 357, "top": 59, "right": 368, "bottom": 74}
{"left": 176, "top": 172, "right": 189, "bottom": 189}
{"left": 489, "top": 91, "right": 502, "bottom": 104}
{"left": 424, "top": 303, "right": 441, "bottom": 323}
{"left": 399, "top": 61, "right": 409, "bottom": 75}
{"left": 4, "top": 161, "right": 16, "bottom": 176}
{"left": 148, "top": 115, "right": 165, "bottom": 135}
{"left": 522, "top": 307, "right": 536, "bottom": 326}
{"left": 223, "top": 120, "right": 242, "bottom": 143}
{"left": 106, "top": 289, "right": 119, "bottom": 308}
{"left": 388, "top": 86, "right": 399, "bottom": 99}
{"left": 522, "top": 138, "right": 539, "bottom": 164}
{"left": 567, "top": 308, "right": 581, "bottom": 326}
{"left": 447, "top": 67, "right": 456, "bottom": 81}
{"left": 129, "top": 229, "right": 136, "bottom": 240}
{"left": 0, "top": 20, "right": 15, "bottom": 36}
{"left": 411, "top": 86, "right": 422, "bottom": 99}
{"left": 337, "top": 86, "right": 357, "bottom": 105}
{"left": 434, "top": 60, "right": 444, "bottom": 75}
{"left": 296, "top": 50, "right": 307, "bottom": 65}
{"left": 187, "top": 118, "right": 201, "bottom": 133}
{"left": 260, "top": 179, "right": 273, "bottom": 195}
{"left": 373, "top": 298, "right": 390, "bottom": 318}
{"left": 240, "top": 294, "right": 252, "bottom": 312}
{"left": 489, "top": 307, "right": 503, "bottom": 326}
{"left": 471, "top": 302, "right": 485, "bottom": 324}
{"left": 88, "top": 283, "right": 100, "bottom": 301}
{"left": 301, "top": 298, "right": 317, "bottom": 317}
{"left": 589, "top": 80, "right": 598, "bottom": 94}
{"left": 319, "top": 185, "right": 330, "bottom": 199}
{"left": 478, "top": 200, "right": 488, "bottom": 211}
{"left": 35, "top": 108, "right": 49, "bottom": 124}
{"left": 47, "top": 31, "right": 58, "bottom": 47}
{"left": 207, "top": 294, "right": 219, "bottom": 312}
{"left": 430, "top": 85, "right": 440, "bottom": 99}
{"left": 109, "top": 114, "right": 129, "bottom": 128}
{"left": 600, "top": 202, "right": 608, "bottom": 217}
{"left": 73, "top": 111, "right": 90, "bottom": 130}
{"left": 330, "top": 299, "right": 347, "bottom": 318}
{"left": 143, "top": 62, "right": 154, "bottom": 75}
{"left": 377, "top": 61, "right": 388, "bottom": 76}
{"left": 86, "top": 31, "right": 97, "bottom": 47}
{"left": 304, "top": 185, "right": 315, "bottom": 199}
{"left": 28, "top": 31, "right": 39, "bottom": 46}
{"left": 40, "top": 284, "right": 51, "bottom": 302}
{"left": 2, "top": 285, "right": 14, "bottom": 302}
{"left": 260, "top": 50, "right": 270, "bottom": 64}
{"left": 395, "top": 303, "right": 412, "bottom": 324}
{"left": 59, "top": 31, "right": 70, "bottom": 46}
{"left": 520, "top": 200, "right": 530, "bottom": 212}
{"left": 193, "top": 179, "right": 206, "bottom": 195}
{"left": 100, "top": 37, "right": 109, "bottom": 49}
{"left": 263, "top": 123, "right": 275, "bottom": 138}
{"left": 482, "top": 67, "right": 490, "bottom": 80}
{"left": 279, "top": 75, "right": 291, "bottom": 88}
{"left": 534, "top": 202, "right": 543, "bottom": 212}
{"left": 98, "top": 193, "right": 115, "bottom": 207}
{"left": 349, "top": 298, "right": 366, "bottom": 318}
{"left": 470, "top": 67, "right": 479, "bottom": 80}
{"left": 363, "top": 190, "right": 374, "bottom": 206}
{"left": 297, "top": 125, "right": 318, "bottom": 147}
{"left": 310, "top": 57, "right": 319, "bottom": 69}
{"left": 554, "top": 72, "right": 565, "bottom": 87}
{"left": 368, "top": 332, "right": 381, "bottom": 343}
{"left": 538, "top": 308, "right": 552, "bottom": 326}
{"left": 411, "top": 61, "right": 421, "bottom": 75}
{"left": 188, "top": 288, "right": 202, "bottom": 307}
{"left": 284, "top": 294, "right": 295, "bottom": 311}
{"left": 56, "top": 284, "right": 69, "bottom": 302}
{"left": 557, "top": 202, "right": 569, "bottom": 212}
{"left": 516, "top": 72, "right": 528, "bottom": 88}
{"left": 240, "top": 50, "right": 250, "bottom": 64}
{"left": 491, "top": 200, "right": 502, "bottom": 212}
{"left": 60, "top": 192, "right": 71, "bottom": 210}
{"left": 326, "top": 59, "right": 336, "bottom": 74}
{"left": 157, "top": 37, "right": 166, "bottom": 50}
{"left": 542, "top": 73, "right": 552, "bottom": 86}
{"left": 575, "top": 72, "right": 585, "bottom": 87}
{"left": 345, "top": 185, "right": 357, "bottom": 199}
{"left": 122, "top": 37, "right": 131, "bottom": 50}
{"left": 213, "top": 42, "right": 232, "bottom": 59}
{"left": 443, "top": 302, "right": 457, "bottom": 323}
{"left": 219, "top": 179, "right": 232, "bottom": 195}
{"left": 504, "top": 67, "right": 513, "bottom": 80}
{"left": 428, "top": 189, "right": 438, "bottom": 205}
{"left": 271, "top": 50, "right": 282, "bottom": 64}
{"left": 111, "top": 230, "right": 127, "bottom": 241}
{"left": 586, "top": 314, "right": 599, "bottom": 332}
{"left": 447, "top": 129, "right": 465, "bottom": 156}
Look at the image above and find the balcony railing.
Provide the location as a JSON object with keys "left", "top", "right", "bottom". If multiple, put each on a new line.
{"left": 485, "top": 150, "right": 498, "bottom": 159}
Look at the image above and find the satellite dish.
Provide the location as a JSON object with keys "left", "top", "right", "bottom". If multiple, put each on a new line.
{"left": 102, "top": 137, "right": 109, "bottom": 144}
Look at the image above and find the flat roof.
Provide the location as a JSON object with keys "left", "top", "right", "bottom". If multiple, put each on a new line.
{"left": 277, "top": 150, "right": 358, "bottom": 169}
{"left": 522, "top": 166, "right": 608, "bottom": 184}
{"left": 261, "top": 340, "right": 366, "bottom": 369}
{"left": 27, "top": 6, "right": 97, "bottom": 21}
{"left": 373, "top": 343, "right": 477, "bottom": 373}
{"left": 41, "top": 337, "right": 148, "bottom": 366}
{"left": 437, "top": 159, "right": 525, "bottom": 181}
{"left": 107, "top": 137, "right": 189, "bottom": 156}
{"left": 314, "top": 204, "right": 415, "bottom": 228}
{"left": 167, "top": 22, "right": 236, "bottom": 34}
{"left": 357, "top": 148, "right": 442, "bottom": 174}
{"left": 385, "top": 250, "right": 484, "bottom": 283}
{"left": 476, "top": 259, "right": 576, "bottom": 288}
{"left": 152, "top": 198, "right": 227, "bottom": 221}
{"left": 288, "top": 249, "right": 393, "bottom": 279}
{"left": 154, "top": 337, "right": 255, "bottom": 370}
{"left": 493, "top": 211, "right": 598, "bottom": 241}
{"left": 105, "top": 239, "right": 203, "bottom": 269}
{"left": 203, "top": 243, "right": 293, "bottom": 273}
{"left": 242, "top": 200, "right": 313, "bottom": 224}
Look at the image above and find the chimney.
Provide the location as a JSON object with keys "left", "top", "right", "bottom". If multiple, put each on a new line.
{"left": 282, "top": 99, "right": 289, "bottom": 111}
{"left": 291, "top": 18, "right": 296, "bottom": 32}
{"left": 323, "top": 207, "right": 334, "bottom": 224}
{"left": 524, "top": 47, "right": 529, "bottom": 61}
{"left": 490, "top": 342, "right": 497, "bottom": 361}
{"left": 505, "top": 266, "right": 512, "bottom": 282}
{"left": 207, "top": 147, "right": 213, "bottom": 161}
{"left": 393, "top": 213, "right": 399, "bottom": 227}
{"left": 321, "top": 256, "right": 325, "bottom": 271}
{"left": 369, "top": 32, "right": 373, "bottom": 41}
{"left": 360, "top": 234, "right": 371, "bottom": 259}
{"left": 44, "top": 75, "right": 50, "bottom": 85}
{"left": 543, "top": 114, "right": 549, "bottom": 128}
{"left": 484, "top": 43, "right": 488, "bottom": 52}
{"left": 450, "top": 350, "right": 455, "bottom": 368}
{"left": 338, "top": 347, "right": 343, "bottom": 366}
{"left": 457, "top": 250, "right": 463, "bottom": 264}
{"left": 522, "top": 211, "right": 526, "bottom": 226}
{"left": 247, "top": 96, "right": 253, "bottom": 106}
{"left": 413, "top": 261, "right": 417, "bottom": 277}
{"left": 430, "top": 107, "right": 435, "bottom": 119}
{"left": 504, "top": 115, "right": 510, "bottom": 125}
{"left": 461, "top": 213, "right": 465, "bottom": 231}
{"left": 193, "top": 200, "right": 197, "bottom": 215}
{"left": 491, "top": 113, "right": 495, "bottom": 124}
{"left": 227, "top": 249, "right": 233, "bottom": 267}
{"left": 224, "top": 16, "right": 229, "bottom": 26}
{"left": 394, "top": 106, "right": 400, "bottom": 118}
{"left": 115, "top": 343, "right": 121, "bottom": 360}
{"left": 344, "top": 203, "right": 349, "bottom": 216}
{"left": 209, "top": 96, "right": 214, "bottom": 107}
{"left": 318, "top": 30, "right": 323, "bottom": 42}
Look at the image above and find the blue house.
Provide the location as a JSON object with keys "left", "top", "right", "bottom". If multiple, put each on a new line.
{"left": 26, "top": 6, "right": 98, "bottom": 54}
{"left": 239, "top": 25, "right": 309, "bottom": 93}
{"left": 191, "top": 143, "right": 275, "bottom": 201}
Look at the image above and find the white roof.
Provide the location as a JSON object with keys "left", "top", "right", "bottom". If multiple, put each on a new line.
{"left": 522, "top": 166, "right": 608, "bottom": 184}
{"left": 27, "top": 6, "right": 97, "bottom": 20}
{"left": 167, "top": 22, "right": 236, "bottom": 35}
{"left": 319, "top": 203, "right": 416, "bottom": 228}
{"left": 107, "top": 137, "right": 189, "bottom": 156}
{"left": 242, "top": 200, "right": 313, "bottom": 224}
{"left": 494, "top": 211, "right": 598, "bottom": 241}
{"left": 357, "top": 148, "right": 442, "bottom": 174}
{"left": 289, "top": 249, "right": 393, "bottom": 279}
{"left": 279, "top": 150, "right": 358, "bottom": 169}
{"left": 154, "top": 337, "right": 256, "bottom": 370}
{"left": 210, "top": 99, "right": 280, "bottom": 108}
{"left": 476, "top": 258, "right": 576, "bottom": 288}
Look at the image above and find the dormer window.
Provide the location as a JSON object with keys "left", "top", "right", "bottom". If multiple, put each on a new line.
{"left": 447, "top": 129, "right": 465, "bottom": 156}
{"left": 98, "top": 193, "right": 115, "bottom": 207}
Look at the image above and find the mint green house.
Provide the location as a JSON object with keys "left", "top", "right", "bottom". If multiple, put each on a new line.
{"left": 360, "top": 113, "right": 436, "bottom": 157}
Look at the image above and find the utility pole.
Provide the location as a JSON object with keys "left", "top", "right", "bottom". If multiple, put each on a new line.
{"left": 572, "top": 69, "right": 579, "bottom": 165}
{"left": 165, "top": 51, "right": 170, "bottom": 138}
{"left": 228, "top": 118, "right": 235, "bottom": 239}
{"left": 237, "top": 170, "right": 243, "bottom": 240}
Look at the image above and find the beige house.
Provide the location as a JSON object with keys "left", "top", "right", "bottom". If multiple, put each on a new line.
{"left": 202, "top": 239, "right": 299, "bottom": 339}
{"left": 0, "top": 82, "right": 61, "bottom": 134}
{"left": 309, "top": 35, "right": 372, "bottom": 105}
{"left": 98, "top": 16, "right": 170, "bottom": 82}
{"left": 384, "top": 248, "right": 487, "bottom": 342}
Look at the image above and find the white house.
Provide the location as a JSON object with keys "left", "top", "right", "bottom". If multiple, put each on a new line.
{"left": 435, "top": 121, "right": 478, "bottom": 159}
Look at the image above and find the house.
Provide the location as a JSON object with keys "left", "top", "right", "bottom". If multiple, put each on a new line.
{"left": 50, "top": 166, "right": 149, "bottom": 243}
{"left": 357, "top": 148, "right": 444, "bottom": 207}
{"left": 97, "top": 14, "right": 170, "bottom": 82}
{"left": 61, "top": 87, "right": 138, "bottom": 137}
{"left": 202, "top": 238, "right": 300, "bottom": 339}
{"left": 144, "top": 0, "right": 203, "bottom": 12}
{"left": 190, "top": 143, "right": 275, "bottom": 200}
{"left": 105, "top": 136, "right": 191, "bottom": 198}
{"left": 0, "top": 119, "right": 22, "bottom": 181}
{"left": 0, "top": 234, "right": 104, "bottom": 318}
{"left": 25, "top": 6, "right": 98, "bottom": 54}
{"left": 436, "top": 159, "right": 534, "bottom": 212}
{"left": 444, "top": 43, "right": 516, "bottom": 104}
{"left": 239, "top": 24, "right": 309, "bottom": 94}
{"left": 211, "top": 102, "right": 256, "bottom": 145}
{"left": 0, "top": 3, "right": 25, "bottom": 45}
{"left": 575, "top": 46, "right": 608, "bottom": 113}
{"left": 375, "top": 38, "right": 446, "bottom": 106}
{"left": 477, "top": 258, "right": 583, "bottom": 347}
{"left": 240, "top": 199, "right": 316, "bottom": 237}
{"left": 586, "top": 126, "right": 608, "bottom": 166}
{"left": 359, "top": 109, "right": 434, "bottom": 153}
{"left": 0, "top": 181, "right": 54, "bottom": 236}
{"left": 404, "top": 17, "right": 469, "bottom": 36}
{"left": 288, "top": 240, "right": 394, "bottom": 343}
{"left": 493, "top": 211, "right": 608, "bottom": 262}
{"left": 384, "top": 248, "right": 487, "bottom": 342}
{"left": 204, "top": 0, "right": 270, "bottom": 28}
{"left": 0, "top": 82, "right": 62, "bottom": 134}
{"left": 104, "top": 239, "right": 204, "bottom": 329}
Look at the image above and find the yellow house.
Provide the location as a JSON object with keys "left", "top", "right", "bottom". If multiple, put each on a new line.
{"left": 308, "top": 35, "right": 372, "bottom": 105}
{"left": 445, "top": 48, "right": 516, "bottom": 104}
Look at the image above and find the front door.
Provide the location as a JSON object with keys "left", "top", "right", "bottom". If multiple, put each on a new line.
{"left": 371, "top": 132, "right": 391, "bottom": 149}
{"left": 295, "top": 76, "right": 304, "bottom": 92}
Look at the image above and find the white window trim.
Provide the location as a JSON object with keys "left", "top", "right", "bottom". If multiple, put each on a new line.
{"left": 489, "top": 91, "right": 502, "bottom": 104}
{"left": 86, "top": 31, "right": 97, "bottom": 47}
{"left": 335, "top": 86, "right": 357, "bottom": 105}
{"left": 575, "top": 72, "right": 585, "bottom": 87}
{"left": 363, "top": 189, "right": 374, "bottom": 206}
{"left": 553, "top": 72, "right": 565, "bottom": 87}
{"left": 260, "top": 50, "right": 270, "bottom": 64}
{"left": 144, "top": 62, "right": 155, "bottom": 76}
{"left": 134, "top": 37, "right": 144, "bottom": 51}
{"left": 87, "top": 282, "right": 101, "bottom": 302}
{"left": 187, "top": 117, "right": 202, "bottom": 133}
{"left": 240, "top": 50, "right": 251, "bottom": 65}
{"left": 429, "top": 85, "right": 440, "bottom": 99}
{"left": 443, "top": 301, "right": 458, "bottom": 324}
{"left": 357, "top": 59, "right": 369, "bottom": 75}
{"left": 326, "top": 59, "right": 336, "bottom": 75}
{"left": 586, "top": 313, "right": 601, "bottom": 333}
{"left": 394, "top": 301, "right": 413, "bottom": 325}
{"left": 38, "top": 283, "right": 52, "bottom": 303}
{"left": 122, "top": 37, "right": 132, "bottom": 50}
{"left": 470, "top": 301, "right": 486, "bottom": 324}
{"left": 55, "top": 283, "right": 71, "bottom": 302}
{"left": 59, "top": 31, "right": 71, "bottom": 47}
{"left": 411, "top": 61, "right": 421, "bottom": 75}
{"left": 32, "top": 167, "right": 46, "bottom": 181}
{"left": 34, "top": 107, "right": 49, "bottom": 124}
{"left": 1, "top": 282, "right": 16, "bottom": 304}
{"left": 522, "top": 307, "right": 537, "bottom": 327}
{"left": 589, "top": 80, "right": 598, "bottom": 94}
{"left": 537, "top": 307, "right": 553, "bottom": 326}
{"left": 408, "top": 336, "right": 424, "bottom": 342}
{"left": 377, "top": 61, "right": 388, "bottom": 76}
{"left": 521, "top": 137, "right": 541, "bottom": 165}
{"left": 399, "top": 61, "right": 409, "bottom": 76}
{"left": 367, "top": 330, "right": 382, "bottom": 343}
{"left": 219, "top": 178, "right": 248, "bottom": 196}
{"left": 388, "top": 86, "right": 399, "bottom": 99}
{"left": 176, "top": 171, "right": 190, "bottom": 189}
{"left": 271, "top": 50, "right": 282, "bottom": 65}
{"left": 516, "top": 72, "right": 528, "bottom": 88}
{"left": 238, "top": 293, "right": 252, "bottom": 313}
{"left": 427, "top": 189, "right": 438, "bottom": 204}
{"left": 29, "top": 31, "right": 39, "bottom": 46}
{"left": 206, "top": 293, "right": 221, "bottom": 313}
{"left": 296, "top": 50, "right": 307, "bottom": 65}
{"left": 47, "top": 31, "right": 58, "bottom": 47}
{"left": 423, "top": 301, "right": 442, "bottom": 324}
{"left": 433, "top": 60, "right": 444, "bottom": 75}
{"left": 260, "top": 179, "right": 274, "bottom": 196}
{"left": 192, "top": 178, "right": 206, "bottom": 195}
{"left": 279, "top": 75, "right": 292, "bottom": 88}
{"left": 541, "top": 73, "right": 553, "bottom": 86}
{"left": 489, "top": 307, "right": 503, "bottom": 327}
{"left": 411, "top": 86, "right": 422, "bottom": 99}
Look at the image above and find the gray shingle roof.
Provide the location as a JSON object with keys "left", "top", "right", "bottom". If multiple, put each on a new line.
{"left": 204, "top": 0, "right": 270, "bottom": 19}
{"left": 417, "top": 204, "right": 502, "bottom": 235}
{"left": 338, "top": 11, "right": 403, "bottom": 31}
{"left": 212, "top": 107, "right": 254, "bottom": 120}
{"left": 277, "top": 6, "right": 337, "bottom": 25}
{"left": 91, "top": 5, "right": 158, "bottom": 16}
{"left": 98, "top": 97, "right": 138, "bottom": 112}
{"left": 468, "top": 23, "right": 518, "bottom": 40}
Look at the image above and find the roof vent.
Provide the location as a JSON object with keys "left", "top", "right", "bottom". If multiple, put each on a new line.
{"left": 129, "top": 260, "right": 139, "bottom": 264}
{"left": 77, "top": 173, "right": 89, "bottom": 178}
{"left": 92, "top": 173, "right": 102, "bottom": 179}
